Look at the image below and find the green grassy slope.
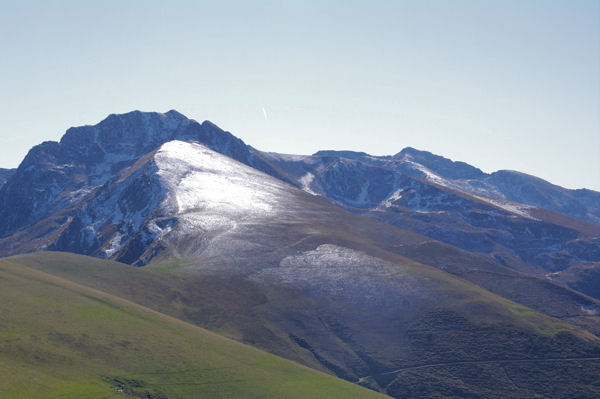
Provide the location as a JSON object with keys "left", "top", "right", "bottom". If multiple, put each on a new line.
{"left": 8, "top": 251, "right": 600, "bottom": 399}
{"left": 0, "top": 258, "right": 389, "bottom": 399}
{"left": 5, "top": 251, "right": 322, "bottom": 368}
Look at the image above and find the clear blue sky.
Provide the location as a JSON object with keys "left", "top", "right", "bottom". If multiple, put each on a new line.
{"left": 1, "top": 1, "right": 598, "bottom": 190}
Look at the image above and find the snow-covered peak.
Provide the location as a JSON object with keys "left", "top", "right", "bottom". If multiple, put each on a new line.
{"left": 154, "top": 140, "right": 288, "bottom": 216}
{"left": 47, "top": 139, "right": 304, "bottom": 265}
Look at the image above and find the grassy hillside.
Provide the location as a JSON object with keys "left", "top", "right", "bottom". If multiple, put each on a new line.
{"left": 8, "top": 251, "right": 600, "bottom": 398}
{"left": 0, "top": 258, "right": 389, "bottom": 399}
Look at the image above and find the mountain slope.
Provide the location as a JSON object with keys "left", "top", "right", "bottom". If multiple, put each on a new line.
{"left": 8, "top": 246, "right": 600, "bottom": 399}
{"left": 0, "top": 256, "right": 389, "bottom": 399}
{"left": 2, "top": 133, "right": 599, "bottom": 337}
{"left": 257, "top": 148, "right": 600, "bottom": 279}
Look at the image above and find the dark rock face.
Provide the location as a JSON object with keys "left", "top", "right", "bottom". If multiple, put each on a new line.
{"left": 49, "top": 156, "right": 167, "bottom": 264}
{"left": 0, "top": 112, "right": 182, "bottom": 238}
{"left": 0, "top": 140, "right": 81, "bottom": 237}
{"left": 310, "top": 157, "right": 397, "bottom": 209}
{"left": 0, "top": 168, "right": 15, "bottom": 188}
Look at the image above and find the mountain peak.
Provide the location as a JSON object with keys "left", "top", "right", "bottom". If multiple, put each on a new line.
{"left": 164, "top": 109, "right": 187, "bottom": 119}
{"left": 394, "top": 146, "right": 432, "bottom": 159}
{"left": 103, "top": 109, "right": 188, "bottom": 120}
{"left": 394, "top": 147, "right": 485, "bottom": 180}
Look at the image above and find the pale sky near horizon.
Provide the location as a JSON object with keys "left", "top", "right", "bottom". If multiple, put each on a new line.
{"left": 1, "top": 1, "right": 599, "bottom": 190}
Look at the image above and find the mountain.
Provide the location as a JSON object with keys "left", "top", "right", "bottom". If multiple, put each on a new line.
{"left": 0, "top": 110, "right": 285, "bottom": 239}
{"left": 257, "top": 148, "right": 600, "bottom": 291}
{"left": 48, "top": 139, "right": 307, "bottom": 265}
{"left": 2, "top": 110, "right": 600, "bottom": 398}
{"left": 312, "top": 147, "right": 600, "bottom": 224}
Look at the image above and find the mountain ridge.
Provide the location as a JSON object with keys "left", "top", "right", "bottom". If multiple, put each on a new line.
{"left": 1, "top": 110, "right": 598, "bottom": 299}
{"left": 307, "top": 147, "right": 600, "bottom": 223}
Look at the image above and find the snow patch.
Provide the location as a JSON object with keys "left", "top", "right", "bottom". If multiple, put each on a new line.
{"left": 176, "top": 212, "right": 237, "bottom": 233}
{"left": 472, "top": 194, "right": 539, "bottom": 220}
{"left": 153, "top": 141, "right": 296, "bottom": 237}
{"left": 299, "top": 172, "right": 318, "bottom": 195}
{"left": 356, "top": 180, "right": 370, "bottom": 204}
{"left": 253, "top": 244, "right": 416, "bottom": 305}
{"left": 580, "top": 304, "right": 598, "bottom": 315}
{"left": 258, "top": 244, "right": 403, "bottom": 287}
{"left": 380, "top": 188, "right": 405, "bottom": 208}
{"left": 147, "top": 219, "right": 173, "bottom": 240}
{"left": 155, "top": 141, "right": 279, "bottom": 215}
{"left": 406, "top": 161, "right": 448, "bottom": 186}
{"left": 66, "top": 186, "right": 95, "bottom": 201}
{"left": 102, "top": 233, "right": 123, "bottom": 257}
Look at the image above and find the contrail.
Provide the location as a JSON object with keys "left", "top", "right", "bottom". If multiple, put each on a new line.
{"left": 262, "top": 106, "right": 268, "bottom": 121}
